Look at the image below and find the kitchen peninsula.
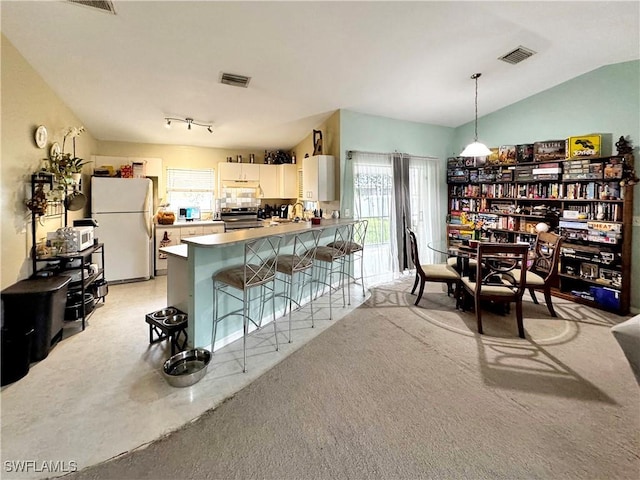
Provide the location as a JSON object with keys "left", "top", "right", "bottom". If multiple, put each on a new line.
{"left": 162, "top": 219, "right": 358, "bottom": 349}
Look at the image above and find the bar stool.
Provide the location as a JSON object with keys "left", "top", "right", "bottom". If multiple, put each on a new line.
{"left": 327, "top": 219, "right": 368, "bottom": 304}
{"left": 211, "top": 235, "right": 282, "bottom": 373}
{"left": 313, "top": 224, "right": 353, "bottom": 320}
{"left": 275, "top": 229, "right": 321, "bottom": 342}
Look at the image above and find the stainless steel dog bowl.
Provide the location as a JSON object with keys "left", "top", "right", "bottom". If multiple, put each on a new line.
{"left": 162, "top": 348, "right": 211, "bottom": 387}
{"left": 162, "top": 313, "right": 188, "bottom": 327}
{"left": 152, "top": 307, "right": 178, "bottom": 320}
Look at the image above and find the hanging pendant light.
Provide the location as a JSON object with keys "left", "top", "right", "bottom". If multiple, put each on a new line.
{"left": 460, "top": 73, "right": 492, "bottom": 158}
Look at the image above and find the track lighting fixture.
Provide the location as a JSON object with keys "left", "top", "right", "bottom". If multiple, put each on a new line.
{"left": 164, "top": 117, "right": 213, "bottom": 133}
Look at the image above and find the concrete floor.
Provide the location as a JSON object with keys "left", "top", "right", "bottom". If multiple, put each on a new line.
{"left": 0, "top": 274, "right": 381, "bottom": 479}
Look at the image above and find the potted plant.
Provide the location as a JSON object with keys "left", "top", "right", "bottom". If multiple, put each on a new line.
{"left": 43, "top": 126, "right": 91, "bottom": 186}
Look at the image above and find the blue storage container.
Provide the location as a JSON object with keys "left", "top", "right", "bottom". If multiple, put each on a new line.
{"left": 589, "top": 286, "right": 620, "bottom": 310}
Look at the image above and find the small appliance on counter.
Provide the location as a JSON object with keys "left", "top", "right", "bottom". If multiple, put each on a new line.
{"left": 178, "top": 207, "right": 201, "bottom": 222}
{"left": 279, "top": 204, "right": 288, "bottom": 219}
{"left": 73, "top": 218, "right": 99, "bottom": 227}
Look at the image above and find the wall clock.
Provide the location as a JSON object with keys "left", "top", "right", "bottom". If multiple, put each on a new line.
{"left": 50, "top": 142, "right": 61, "bottom": 159}
{"left": 35, "top": 125, "right": 48, "bottom": 149}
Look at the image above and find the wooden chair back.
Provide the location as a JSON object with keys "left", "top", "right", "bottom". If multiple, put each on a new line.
{"left": 529, "top": 232, "right": 562, "bottom": 282}
{"left": 407, "top": 229, "right": 425, "bottom": 276}
{"left": 474, "top": 243, "right": 529, "bottom": 299}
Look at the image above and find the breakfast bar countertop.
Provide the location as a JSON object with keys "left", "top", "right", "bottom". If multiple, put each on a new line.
{"left": 181, "top": 218, "right": 357, "bottom": 247}
{"left": 168, "top": 218, "right": 358, "bottom": 349}
{"left": 155, "top": 220, "right": 225, "bottom": 228}
{"left": 160, "top": 244, "right": 188, "bottom": 259}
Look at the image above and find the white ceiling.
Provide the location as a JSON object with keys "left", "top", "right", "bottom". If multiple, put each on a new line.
{"left": 2, "top": 1, "right": 639, "bottom": 150}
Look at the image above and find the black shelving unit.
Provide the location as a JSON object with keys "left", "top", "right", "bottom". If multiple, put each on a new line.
{"left": 29, "top": 173, "right": 106, "bottom": 330}
{"left": 33, "top": 244, "right": 105, "bottom": 330}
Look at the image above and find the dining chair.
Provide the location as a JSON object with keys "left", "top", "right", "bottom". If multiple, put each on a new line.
{"left": 407, "top": 228, "right": 460, "bottom": 306}
{"left": 519, "top": 232, "right": 562, "bottom": 317}
{"left": 212, "top": 235, "right": 282, "bottom": 373}
{"left": 460, "top": 243, "right": 529, "bottom": 338}
{"left": 327, "top": 219, "right": 368, "bottom": 304}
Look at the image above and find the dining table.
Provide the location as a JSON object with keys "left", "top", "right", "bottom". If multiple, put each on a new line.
{"left": 428, "top": 240, "right": 478, "bottom": 277}
{"left": 429, "top": 239, "right": 531, "bottom": 312}
{"left": 428, "top": 239, "right": 534, "bottom": 280}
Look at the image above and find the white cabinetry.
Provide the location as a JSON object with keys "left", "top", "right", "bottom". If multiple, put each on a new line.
{"left": 138, "top": 157, "right": 163, "bottom": 178}
{"left": 202, "top": 224, "right": 225, "bottom": 235}
{"left": 218, "top": 163, "right": 260, "bottom": 181}
{"left": 155, "top": 222, "right": 224, "bottom": 275}
{"left": 279, "top": 164, "right": 298, "bottom": 198}
{"left": 259, "top": 165, "right": 279, "bottom": 198}
{"left": 302, "top": 155, "right": 335, "bottom": 201}
{"left": 155, "top": 226, "right": 181, "bottom": 275}
{"left": 258, "top": 164, "right": 298, "bottom": 199}
{"left": 180, "top": 225, "right": 203, "bottom": 238}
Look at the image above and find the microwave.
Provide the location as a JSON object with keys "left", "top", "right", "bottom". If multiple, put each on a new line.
{"left": 71, "top": 226, "right": 95, "bottom": 251}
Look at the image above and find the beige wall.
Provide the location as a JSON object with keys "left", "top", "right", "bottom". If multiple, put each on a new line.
{"left": 291, "top": 111, "right": 341, "bottom": 214}
{"left": 96, "top": 142, "right": 268, "bottom": 205}
{"left": 1, "top": 35, "right": 98, "bottom": 289}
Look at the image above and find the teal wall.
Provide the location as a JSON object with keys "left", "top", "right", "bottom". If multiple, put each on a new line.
{"left": 340, "top": 60, "right": 640, "bottom": 312}
{"left": 339, "top": 109, "right": 455, "bottom": 225}
{"left": 452, "top": 61, "right": 640, "bottom": 154}
{"left": 453, "top": 60, "right": 640, "bottom": 312}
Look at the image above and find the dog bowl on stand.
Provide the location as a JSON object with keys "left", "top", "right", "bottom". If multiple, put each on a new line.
{"left": 151, "top": 307, "right": 178, "bottom": 320}
{"left": 162, "top": 348, "right": 211, "bottom": 388}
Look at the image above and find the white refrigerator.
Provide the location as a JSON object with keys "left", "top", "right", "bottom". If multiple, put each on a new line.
{"left": 91, "top": 177, "right": 153, "bottom": 283}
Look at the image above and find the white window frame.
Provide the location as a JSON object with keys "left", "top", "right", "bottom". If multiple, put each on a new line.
{"left": 165, "top": 168, "right": 215, "bottom": 213}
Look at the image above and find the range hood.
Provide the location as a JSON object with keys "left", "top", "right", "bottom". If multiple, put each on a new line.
{"left": 222, "top": 180, "right": 260, "bottom": 188}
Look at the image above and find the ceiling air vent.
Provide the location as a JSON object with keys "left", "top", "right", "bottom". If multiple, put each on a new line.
{"left": 498, "top": 46, "right": 536, "bottom": 65}
{"left": 66, "top": 1, "right": 116, "bottom": 14}
{"left": 220, "top": 73, "right": 251, "bottom": 88}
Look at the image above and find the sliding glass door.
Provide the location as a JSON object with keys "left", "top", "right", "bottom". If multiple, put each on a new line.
{"left": 351, "top": 151, "right": 442, "bottom": 279}
{"left": 353, "top": 153, "right": 396, "bottom": 278}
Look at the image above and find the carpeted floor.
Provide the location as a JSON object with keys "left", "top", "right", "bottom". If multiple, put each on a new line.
{"left": 65, "top": 278, "right": 639, "bottom": 480}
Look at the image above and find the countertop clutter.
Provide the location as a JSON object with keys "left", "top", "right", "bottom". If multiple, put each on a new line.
{"left": 155, "top": 220, "right": 225, "bottom": 228}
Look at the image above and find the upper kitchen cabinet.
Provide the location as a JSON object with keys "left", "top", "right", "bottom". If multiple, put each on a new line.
{"left": 217, "top": 163, "right": 261, "bottom": 191}
{"left": 279, "top": 164, "right": 298, "bottom": 198}
{"left": 258, "top": 164, "right": 298, "bottom": 199}
{"left": 301, "top": 155, "right": 335, "bottom": 201}
{"left": 259, "top": 165, "right": 279, "bottom": 198}
{"left": 218, "top": 163, "right": 260, "bottom": 182}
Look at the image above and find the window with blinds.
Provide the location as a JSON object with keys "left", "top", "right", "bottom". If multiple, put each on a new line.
{"left": 166, "top": 168, "right": 215, "bottom": 212}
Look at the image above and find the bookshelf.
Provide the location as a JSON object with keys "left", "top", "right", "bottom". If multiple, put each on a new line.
{"left": 446, "top": 153, "right": 635, "bottom": 315}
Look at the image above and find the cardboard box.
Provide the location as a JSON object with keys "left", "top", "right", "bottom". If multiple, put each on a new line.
{"left": 516, "top": 144, "right": 534, "bottom": 163}
{"left": 533, "top": 140, "right": 566, "bottom": 161}
{"left": 514, "top": 165, "right": 533, "bottom": 181}
{"left": 604, "top": 162, "right": 623, "bottom": 179}
{"left": 498, "top": 145, "right": 517, "bottom": 164}
{"left": 566, "top": 134, "right": 611, "bottom": 159}
{"left": 486, "top": 148, "right": 500, "bottom": 165}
